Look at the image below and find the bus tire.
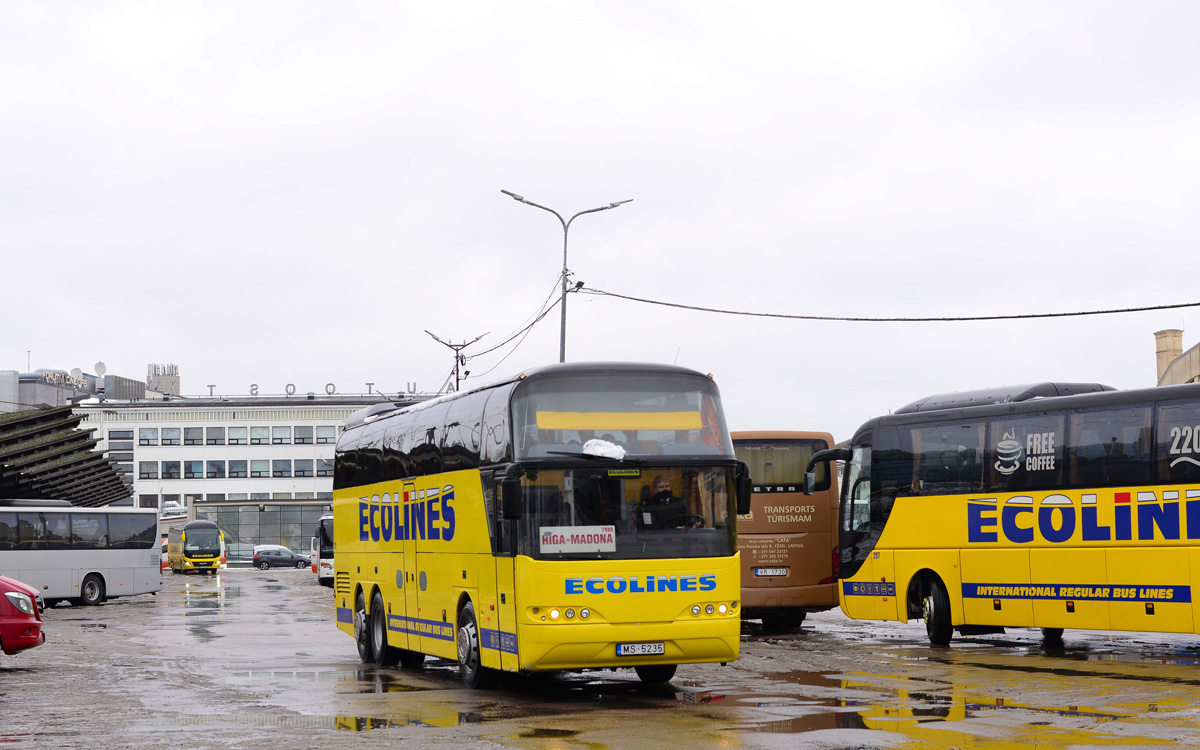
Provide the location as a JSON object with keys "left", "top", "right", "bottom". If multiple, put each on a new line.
{"left": 922, "top": 577, "right": 952, "bottom": 646}
{"left": 634, "top": 664, "right": 677, "bottom": 684}
{"left": 456, "top": 602, "right": 494, "bottom": 689}
{"left": 80, "top": 574, "right": 105, "bottom": 606}
{"left": 354, "top": 590, "right": 373, "bottom": 663}
{"left": 370, "top": 591, "right": 400, "bottom": 667}
{"left": 1042, "top": 627, "right": 1064, "bottom": 644}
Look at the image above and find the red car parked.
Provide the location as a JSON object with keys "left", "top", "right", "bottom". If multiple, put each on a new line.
{"left": 1, "top": 574, "right": 45, "bottom": 656}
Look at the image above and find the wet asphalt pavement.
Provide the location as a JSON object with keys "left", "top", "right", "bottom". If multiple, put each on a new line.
{"left": 4, "top": 568, "right": 1200, "bottom": 749}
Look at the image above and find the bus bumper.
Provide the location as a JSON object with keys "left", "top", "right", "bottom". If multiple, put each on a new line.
{"left": 515, "top": 618, "right": 740, "bottom": 672}
{"left": 741, "top": 582, "right": 837, "bottom": 612}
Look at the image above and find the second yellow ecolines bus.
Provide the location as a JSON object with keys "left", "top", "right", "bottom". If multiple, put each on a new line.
{"left": 806, "top": 381, "right": 1200, "bottom": 646}
{"left": 332, "top": 363, "right": 751, "bottom": 687}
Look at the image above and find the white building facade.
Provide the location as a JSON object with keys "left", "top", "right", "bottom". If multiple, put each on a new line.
{"left": 75, "top": 394, "right": 410, "bottom": 560}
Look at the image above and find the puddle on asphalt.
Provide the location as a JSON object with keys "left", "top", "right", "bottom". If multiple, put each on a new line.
{"left": 515, "top": 728, "right": 580, "bottom": 739}
{"left": 229, "top": 667, "right": 434, "bottom": 694}
{"left": 722, "top": 660, "right": 1194, "bottom": 747}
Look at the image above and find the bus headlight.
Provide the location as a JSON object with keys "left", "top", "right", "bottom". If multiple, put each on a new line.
{"left": 718, "top": 603, "right": 729, "bottom": 615}
{"left": 565, "top": 609, "right": 575, "bottom": 619}
{"left": 705, "top": 604, "right": 715, "bottom": 615}
{"left": 691, "top": 605, "right": 701, "bottom": 616}
{"left": 580, "top": 608, "right": 590, "bottom": 619}
{"left": 549, "top": 608, "right": 561, "bottom": 620}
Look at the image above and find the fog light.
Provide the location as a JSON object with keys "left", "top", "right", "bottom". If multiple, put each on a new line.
{"left": 705, "top": 604, "right": 715, "bottom": 615}
{"left": 550, "top": 608, "right": 561, "bottom": 620}
{"left": 580, "top": 608, "right": 590, "bottom": 619}
{"left": 691, "top": 605, "right": 701, "bottom": 616}
{"left": 718, "top": 603, "right": 728, "bottom": 614}
{"left": 565, "top": 609, "right": 575, "bottom": 619}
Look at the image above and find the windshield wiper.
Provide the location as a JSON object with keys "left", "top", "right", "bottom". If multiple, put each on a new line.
{"left": 545, "top": 450, "right": 645, "bottom": 464}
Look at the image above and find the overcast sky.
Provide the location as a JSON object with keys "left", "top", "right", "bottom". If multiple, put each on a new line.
{"left": 5, "top": 1, "right": 1200, "bottom": 441}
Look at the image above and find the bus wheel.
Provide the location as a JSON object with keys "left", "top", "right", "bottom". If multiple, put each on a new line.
{"left": 1042, "top": 627, "right": 1064, "bottom": 645}
{"left": 456, "top": 602, "right": 494, "bottom": 689}
{"left": 634, "top": 664, "right": 677, "bottom": 684}
{"left": 370, "top": 592, "right": 400, "bottom": 667}
{"left": 922, "top": 577, "right": 952, "bottom": 646}
{"left": 354, "top": 590, "right": 373, "bottom": 663}
{"left": 80, "top": 574, "right": 105, "bottom": 606}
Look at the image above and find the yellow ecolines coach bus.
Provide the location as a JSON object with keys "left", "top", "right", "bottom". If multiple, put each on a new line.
{"left": 333, "top": 362, "right": 751, "bottom": 687}
{"left": 805, "top": 381, "right": 1200, "bottom": 646}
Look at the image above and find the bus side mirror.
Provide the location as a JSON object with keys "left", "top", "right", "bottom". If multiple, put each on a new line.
{"left": 804, "top": 448, "right": 851, "bottom": 496}
{"left": 501, "top": 479, "right": 522, "bottom": 519}
{"left": 736, "top": 461, "right": 752, "bottom": 515}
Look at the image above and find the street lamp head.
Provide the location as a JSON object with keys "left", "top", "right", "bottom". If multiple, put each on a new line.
{"left": 500, "top": 189, "right": 526, "bottom": 202}
{"left": 608, "top": 199, "right": 633, "bottom": 209}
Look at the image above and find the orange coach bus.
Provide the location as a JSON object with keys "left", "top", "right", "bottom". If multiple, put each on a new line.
{"left": 733, "top": 431, "right": 839, "bottom": 630}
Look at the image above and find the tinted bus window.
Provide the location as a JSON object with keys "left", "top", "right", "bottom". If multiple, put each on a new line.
{"left": 17, "top": 512, "right": 70, "bottom": 550}
{"left": 876, "top": 423, "right": 984, "bottom": 498}
{"left": 735, "top": 438, "right": 829, "bottom": 491}
{"left": 912, "top": 422, "right": 984, "bottom": 496}
{"left": 109, "top": 513, "right": 157, "bottom": 549}
{"left": 71, "top": 513, "right": 109, "bottom": 549}
{"left": 1067, "top": 406, "right": 1152, "bottom": 487}
{"left": 985, "top": 413, "right": 1065, "bottom": 492}
{"left": 842, "top": 444, "right": 872, "bottom": 532}
{"left": 1158, "top": 401, "right": 1200, "bottom": 483}
{"left": 0, "top": 512, "right": 15, "bottom": 549}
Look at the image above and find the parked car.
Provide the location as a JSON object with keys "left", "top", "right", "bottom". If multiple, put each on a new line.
{"left": 1, "top": 575, "right": 45, "bottom": 657}
{"left": 160, "top": 501, "right": 185, "bottom": 518}
{"left": 251, "top": 545, "right": 310, "bottom": 570}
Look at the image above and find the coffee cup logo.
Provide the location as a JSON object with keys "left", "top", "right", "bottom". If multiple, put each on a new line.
{"left": 994, "top": 429, "right": 1023, "bottom": 475}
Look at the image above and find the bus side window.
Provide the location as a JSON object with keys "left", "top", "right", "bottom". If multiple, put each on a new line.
{"left": 1068, "top": 406, "right": 1152, "bottom": 488}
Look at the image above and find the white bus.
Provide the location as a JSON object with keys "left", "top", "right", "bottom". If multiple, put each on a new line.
{"left": 0, "top": 500, "right": 162, "bottom": 607}
{"left": 311, "top": 513, "right": 333, "bottom": 588}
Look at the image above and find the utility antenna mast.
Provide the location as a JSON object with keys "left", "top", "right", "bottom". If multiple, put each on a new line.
{"left": 425, "top": 330, "right": 487, "bottom": 392}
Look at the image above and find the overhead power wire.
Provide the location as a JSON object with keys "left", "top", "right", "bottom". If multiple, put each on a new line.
{"left": 578, "top": 287, "right": 1200, "bottom": 323}
{"left": 467, "top": 279, "right": 563, "bottom": 359}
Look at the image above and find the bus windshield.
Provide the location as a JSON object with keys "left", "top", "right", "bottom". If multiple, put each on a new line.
{"left": 317, "top": 517, "right": 333, "bottom": 557}
{"left": 513, "top": 465, "right": 735, "bottom": 560}
{"left": 184, "top": 528, "right": 221, "bottom": 556}
{"left": 511, "top": 372, "right": 734, "bottom": 459}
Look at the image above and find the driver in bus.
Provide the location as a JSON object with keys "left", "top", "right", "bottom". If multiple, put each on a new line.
{"left": 638, "top": 476, "right": 699, "bottom": 529}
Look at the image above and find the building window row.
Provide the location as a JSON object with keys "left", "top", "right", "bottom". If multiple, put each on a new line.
{"left": 135, "top": 425, "right": 334, "bottom": 446}
{"left": 138, "top": 458, "right": 330, "bottom": 480}
{"left": 138, "top": 492, "right": 332, "bottom": 509}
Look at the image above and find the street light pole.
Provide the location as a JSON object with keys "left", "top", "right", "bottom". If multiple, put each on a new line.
{"left": 501, "top": 190, "right": 632, "bottom": 363}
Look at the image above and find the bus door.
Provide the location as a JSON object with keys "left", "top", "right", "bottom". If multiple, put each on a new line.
{"left": 493, "top": 510, "right": 519, "bottom": 672}
{"left": 840, "top": 444, "right": 898, "bottom": 621}
{"left": 401, "top": 482, "right": 420, "bottom": 653}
